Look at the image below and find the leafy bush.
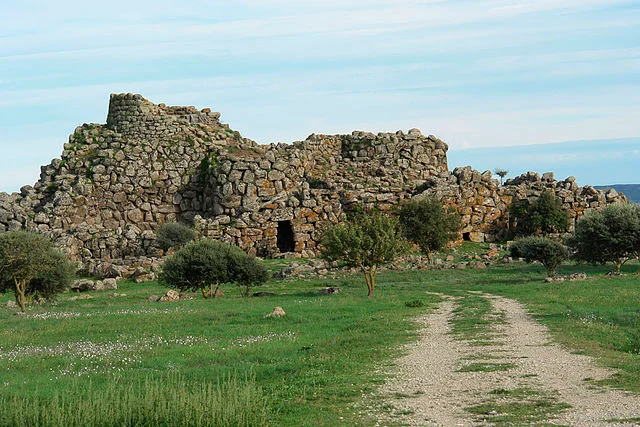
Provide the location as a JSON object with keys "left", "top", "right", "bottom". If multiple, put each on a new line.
{"left": 509, "top": 236, "right": 568, "bottom": 277}
{"left": 405, "top": 299, "right": 425, "bottom": 308}
{"left": 0, "top": 231, "right": 75, "bottom": 312}
{"left": 27, "top": 249, "right": 75, "bottom": 302}
{"left": 509, "top": 190, "right": 569, "bottom": 237}
{"left": 398, "top": 197, "right": 461, "bottom": 261}
{"left": 159, "top": 239, "right": 268, "bottom": 298}
{"left": 156, "top": 222, "right": 196, "bottom": 251}
{"left": 567, "top": 203, "right": 640, "bottom": 273}
{"left": 227, "top": 249, "right": 269, "bottom": 297}
{"left": 321, "top": 212, "right": 409, "bottom": 296}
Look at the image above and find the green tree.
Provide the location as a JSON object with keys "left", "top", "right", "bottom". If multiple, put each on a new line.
{"left": 228, "top": 252, "right": 269, "bottom": 297}
{"left": 320, "top": 212, "right": 409, "bottom": 297}
{"left": 159, "top": 239, "right": 268, "bottom": 298}
{"left": 494, "top": 168, "right": 508, "bottom": 185}
{"left": 509, "top": 190, "right": 569, "bottom": 237}
{"left": 156, "top": 222, "right": 196, "bottom": 252}
{"left": 567, "top": 203, "right": 640, "bottom": 273}
{"left": 510, "top": 236, "right": 568, "bottom": 277}
{"left": 398, "top": 197, "right": 461, "bottom": 262}
{"left": 0, "top": 231, "right": 74, "bottom": 312}
{"left": 27, "top": 249, "right": 75, "bottom": 302}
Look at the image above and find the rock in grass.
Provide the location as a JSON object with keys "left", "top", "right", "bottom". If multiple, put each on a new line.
{"left": 102, "top": 278, "right": 118, "bottom": 290}
{"left": 265, "top": 306, "right": 286, "bottom": 318}
{"left": 159, "top": 290, "right": 180, "bottom": 302}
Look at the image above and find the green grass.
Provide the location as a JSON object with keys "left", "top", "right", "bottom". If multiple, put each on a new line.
{"left": 457, "top": 362, "right": 515, "bottom": 372}
{"left": 467, "top": 387, "right": 571, "bottom": 425}
{"left": 0, "top": 373, "right": 268, "bottom": 427}
{"left": 0, "top": 249, "right": 639, "bottom": 425}
{"left": 450, "top": 292, "right": 504, "bottom": 344}
{"left": 0, "top": 275, "right": 439, "bottom": 426}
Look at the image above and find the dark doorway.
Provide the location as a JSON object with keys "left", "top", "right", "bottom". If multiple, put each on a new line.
{"left": 462, "top": 232, "right": 471, "bottom": 241}
{"left": 277, "top": 221, "right": 295, "bottom": 252}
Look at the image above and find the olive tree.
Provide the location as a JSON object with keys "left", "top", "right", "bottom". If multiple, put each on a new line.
{"left": 398, "top": 197, "right": 460, "bottom": 262}
{"left": 0, "top": 231, "right": 75, "bottom": 312}
{"left": 228, "top": 252, "right": 269, "bottom": 297}
{"left": 509, "top": 190, "right": 569, "bottom": 237}
{"left": 159, "top": 239, "right": 268, "bottom": 298}
{"left": 510, "top": 236, "right": 568, "bottom": 277}
{"left": 567, "top": 203, "right": 640, "bottom": 273}
{"left": 321, "top": 212, "right": 409, "bottom": 297}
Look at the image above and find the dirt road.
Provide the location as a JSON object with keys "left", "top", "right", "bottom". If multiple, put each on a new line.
{"left": 379, "top": 294, "right": 640, "bottom": 426}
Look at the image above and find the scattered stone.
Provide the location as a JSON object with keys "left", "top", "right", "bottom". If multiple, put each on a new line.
{"left": 71, "top": 279, "right": 97, "bottom": 292}
{"left": 148, "top": 295, "right": 160, "bottom": 302}
{"left": 102, "top": 278, "right": 118, "bottom": 290}
{"left": 265, "top": 306, "right": 286, "bottom": 318}
{"left": 6, "top": 300, "right": 17, "bottom": 309}
{"left": 159, "top": 290, "right": 180, "bottom": 302}
{"left": 321, "top": 287, "right": 341, "bottom": 294}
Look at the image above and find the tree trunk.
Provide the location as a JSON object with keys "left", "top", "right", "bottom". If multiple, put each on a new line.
{"left": 362, "top": 266, "right": 377, "bottom": 297}
{"left": 14, "top": 278, "right": 26, "bottom": 312}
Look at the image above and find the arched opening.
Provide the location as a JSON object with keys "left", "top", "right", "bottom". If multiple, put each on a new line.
{"left": 277, "top": 221, "right": 295, "bottom": 253}
{"left": 462, "top": 232, "right": 471, "bottom": 241}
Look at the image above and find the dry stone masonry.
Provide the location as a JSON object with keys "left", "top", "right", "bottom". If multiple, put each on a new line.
{"left": 0, "top": 94, "right": 626, "bottom": 276}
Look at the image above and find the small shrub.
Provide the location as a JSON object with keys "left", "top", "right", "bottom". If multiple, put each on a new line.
{"left": 27, "top": 249, "right": 75, "bottom": 302}
{"left": 159, "top": 239, "right": 268, "bottom": 298}
{"left": 156, "top": 222, "right": 196, "bottom": 251}
{"left": 0, "top": 231, "right": 75, "bottom": 312}
{"left": 509, "top": 236, "right": 568, "bottom": 277}
{"left": 405, "top": 300, "right": 425, "bottom": 308}
{"left": 567, "top": 203, "right": 640, "bottom": 273}
{"left": 227, "top": 249, "right": 269, "bottom": 297}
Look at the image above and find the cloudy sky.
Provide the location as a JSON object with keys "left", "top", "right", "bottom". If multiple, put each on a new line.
{"left": 1, "top": 0, "right": 639, "bottom": 192}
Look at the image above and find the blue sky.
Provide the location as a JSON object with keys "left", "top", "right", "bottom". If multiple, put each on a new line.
{"left": 1, "top": 0, "right": 639, "bottom": 192}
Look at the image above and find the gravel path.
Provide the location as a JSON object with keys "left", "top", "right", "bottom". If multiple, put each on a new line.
{"left": 379, "top": 294, "right": 640, "bottom": 426}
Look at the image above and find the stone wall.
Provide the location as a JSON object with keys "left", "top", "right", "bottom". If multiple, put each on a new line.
{"left": 0, "top": 94, "right": 627, "bottom": 275}
{"left": 423, "top": 167, "right": 626, "bottom": 242}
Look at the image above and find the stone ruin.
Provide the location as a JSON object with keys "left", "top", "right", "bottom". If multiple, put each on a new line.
{"left": 0, "top": 94, "right": 626, "bottom": 276}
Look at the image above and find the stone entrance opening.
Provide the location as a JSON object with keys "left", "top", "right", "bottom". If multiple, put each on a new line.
{"left": 277, "top": 220, "right": 295, "bottom": 253}
{"left": 462, "top": 232, "right": 471, "bottom": 241}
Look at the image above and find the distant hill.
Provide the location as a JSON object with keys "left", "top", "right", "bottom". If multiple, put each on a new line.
{"left": 594, "top": 184, "right": 640, "bottom": 203}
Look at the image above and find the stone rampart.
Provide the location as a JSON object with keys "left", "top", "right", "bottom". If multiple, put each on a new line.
{"left": 0, "top": 94, "right": 627, "bottom": 275}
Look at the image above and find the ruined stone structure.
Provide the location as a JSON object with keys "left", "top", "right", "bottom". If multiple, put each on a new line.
{"left": 0, "top": 94, "right": 626, "bottom": 275}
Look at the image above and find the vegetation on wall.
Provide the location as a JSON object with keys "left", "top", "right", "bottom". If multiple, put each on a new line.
{"left": 509, "top": 190, "right": 569, "bottom": 237}
{"left": 398, "top": 197, "right": 461, "bottom": 261}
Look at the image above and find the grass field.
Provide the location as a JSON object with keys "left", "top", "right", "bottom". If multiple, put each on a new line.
{"left": 1, "top": 245, "right": 639, "bottom": 425}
